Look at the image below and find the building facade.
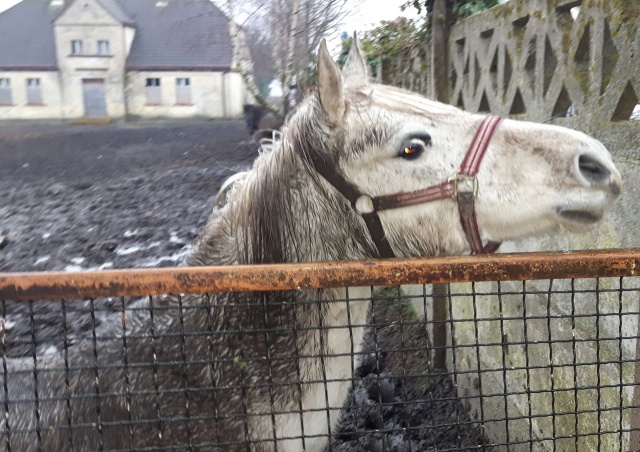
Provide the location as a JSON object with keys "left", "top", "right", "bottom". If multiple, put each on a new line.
{"left": 0, "top": 0, "right": 250, "bottom": 120}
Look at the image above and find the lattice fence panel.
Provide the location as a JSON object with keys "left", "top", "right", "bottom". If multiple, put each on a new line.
{"left": 449, "top": 0, "right": 640, "bottom": 129}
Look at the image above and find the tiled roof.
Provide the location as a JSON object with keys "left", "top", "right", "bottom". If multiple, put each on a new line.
{"left": 0, "top": 0, "right": 61, "bottom": 69}
{"left": 121, "top": 0, "right": 233, "bottom": 70}
{"left": 97, "top": 0, "right": 134, "bottom": 26}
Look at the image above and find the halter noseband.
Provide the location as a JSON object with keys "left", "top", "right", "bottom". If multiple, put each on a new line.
{"left": 308, "top": 115, "right": 503, "bottom": 258}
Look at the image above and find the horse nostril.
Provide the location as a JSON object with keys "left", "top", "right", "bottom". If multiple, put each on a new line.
{"left": 610, "top": 181, "right": 622, "bottom": 197}
{"left": 578, "top": 154, "right": 611, "bottom": 185}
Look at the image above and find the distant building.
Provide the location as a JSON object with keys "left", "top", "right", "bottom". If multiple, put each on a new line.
{"left": 0, "top": 0, "right": 252, "bottom": 120}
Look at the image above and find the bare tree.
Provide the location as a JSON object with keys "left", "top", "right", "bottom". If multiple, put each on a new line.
{"left": 293, "top": 0, "right": 354, "bottom": 100}
{"left": 237, "top": 0, "right": 354, "bottom": 114}
{"left": 245, "top": 28, "right": 275, "bottom": 98}
{"left": 226, "top": 0, "right": 272, "bottom": 109}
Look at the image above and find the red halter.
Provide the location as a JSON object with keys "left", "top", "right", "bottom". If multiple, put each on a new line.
{"left": 308, "top": 115, "right": 503, "bottom": 257}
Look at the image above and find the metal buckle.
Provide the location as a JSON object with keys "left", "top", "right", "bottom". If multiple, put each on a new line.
{"left": 354, "top": 194, "right": 375, "bottom": 215}
{"left": 448, "top": 174, "right": 478, "bottom": 199}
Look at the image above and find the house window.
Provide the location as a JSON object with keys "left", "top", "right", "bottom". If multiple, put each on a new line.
{"left": 97, "top": 40, "right": 110, "bottom": 55}
{"left": 145, "top": 78, "right": 161, "bottom": 105}
{"left": 0, "top": 78, "right": 11, "bottom": 106}
{"left": 71, "top": 40, "right": 84, "bottom": 55}
{"left": 26, "top": 78, "right": 43, "bottom": 105}
{"left": 175, "top": 78, "right": 191, "bottom": 105}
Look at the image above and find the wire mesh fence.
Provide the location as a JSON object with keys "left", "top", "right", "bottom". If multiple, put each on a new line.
{"left": 0, "top": 249, "right": 639, "bottom": 451}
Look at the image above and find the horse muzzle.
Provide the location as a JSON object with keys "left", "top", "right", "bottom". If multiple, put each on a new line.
{"left": 574, "top": 152, "right": 622, "bottom": 199}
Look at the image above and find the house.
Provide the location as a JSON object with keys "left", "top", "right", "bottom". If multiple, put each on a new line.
{"left": 0, "top": 0, "right": 252, "bottom": 120}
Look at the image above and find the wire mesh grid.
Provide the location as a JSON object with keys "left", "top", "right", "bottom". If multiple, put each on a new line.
{"left": 1, "top": 253, "right": 640, "bottom": 451}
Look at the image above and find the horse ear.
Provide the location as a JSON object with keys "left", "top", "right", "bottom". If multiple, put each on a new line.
{"left": 342, "top": 32, "right": 369, "bottom": 89}
{"left": 317, "top": 39, "right": 344, "bottom": 119}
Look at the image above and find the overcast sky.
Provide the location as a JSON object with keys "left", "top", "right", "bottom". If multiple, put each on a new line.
{"left": 0, "top": 0, "right": 419, "bottom": 36}
{"left": 342, "top": 0, "right": 419, "bottom": 32}
{"left": 334, "top": 0, "right": 419, "bottom": 52}
{"left": 0, "top": 0, "right": 22, "bottom": 13}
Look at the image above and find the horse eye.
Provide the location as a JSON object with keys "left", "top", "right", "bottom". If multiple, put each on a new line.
{"left": 399, "top": 138, "right": 428, "bottom": 160}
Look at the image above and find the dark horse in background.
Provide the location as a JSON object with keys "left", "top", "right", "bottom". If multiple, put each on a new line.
{"left": 243, "top": 103, "right": 282, "bottom": 136}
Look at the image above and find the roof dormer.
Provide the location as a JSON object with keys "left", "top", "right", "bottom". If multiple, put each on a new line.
{"left": 54, "top": 0, "right": 134, "bottom": 27}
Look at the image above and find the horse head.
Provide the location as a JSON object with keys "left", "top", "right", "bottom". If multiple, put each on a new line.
{"left": 286, "top": 33, "right": 622, "bottom": 257}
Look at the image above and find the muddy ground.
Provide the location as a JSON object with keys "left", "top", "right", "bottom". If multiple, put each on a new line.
{"left": 0, "top": 120, "right": 485, "bottom": 450}
{"left": 0, "top": 120, "right": 257, "bottom": 272}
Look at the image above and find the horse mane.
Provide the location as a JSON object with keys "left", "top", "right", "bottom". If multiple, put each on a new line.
{"left": 234, "top": 129, "right": 318, "bottom": 265}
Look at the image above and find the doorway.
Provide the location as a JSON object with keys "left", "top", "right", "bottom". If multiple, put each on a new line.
{"left": 82, "top": 79, "right": 107, "bottom": 118}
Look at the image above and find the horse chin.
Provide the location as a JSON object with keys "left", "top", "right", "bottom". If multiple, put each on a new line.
{"left": 556, "top": 208, "right": 606, "bottom": 233}
{"left": 553, "top": 188, "right": 616, "bottom": 232}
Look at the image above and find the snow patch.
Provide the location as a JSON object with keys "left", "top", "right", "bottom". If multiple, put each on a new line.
{"left": 117, "top": 245, "right": 141, "bottom": 255}
{"left": 65, "top": 261, "right": 114, "bottom": 272}
{"left": 71, "top": 257, "right": 85, "bottom": 265}
{"left": 140, "top": 246, "right": 190, "bottom": 267}
{"left": 35, "top": 256, "right": 50, "bottom": 265}
{"left": 124, "top": 229, "right": 139, "bottom": 238}
{"left": 44, "top": 345, "right": 59, "bottom": 355}
{"left": 169, "top": 231, "right": 184, "bottom": 244}
{"left": 116, "top": 241, "right": 160, "bottom": 256}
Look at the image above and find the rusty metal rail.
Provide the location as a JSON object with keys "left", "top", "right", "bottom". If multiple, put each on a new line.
{"left": 1, "top": 248, "right": 640, "bottom": 450}
{"left": 0, "top": 248, "right": 639, "bottom": 301}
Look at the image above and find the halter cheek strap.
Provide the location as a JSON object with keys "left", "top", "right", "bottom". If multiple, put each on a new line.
{"left": 457, "top": 115, "right": 503, "bottom": 254}
{"left": 306, "top": 149, "right": 397, "bottom": 258}
{"left": 308, "top": 115, "right": 503, "bottom": 258}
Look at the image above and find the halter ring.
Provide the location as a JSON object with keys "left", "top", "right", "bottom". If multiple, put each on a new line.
{"left": 448, "top": 174, "right": 478, "bottom": 199}
{"left": 354, "top": 194, "right": 375, "bottom": 215}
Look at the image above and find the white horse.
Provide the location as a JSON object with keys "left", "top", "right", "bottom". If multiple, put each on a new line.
{"left": 1, "top": 35, "right": 621, "bottom": 451}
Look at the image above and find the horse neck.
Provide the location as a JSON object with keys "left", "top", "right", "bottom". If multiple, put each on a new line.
{"left": 186, "top": 138, "right": 376, "bottom": 267}
{"left": 182, "top": 140, "right": 375, "bottom": 349}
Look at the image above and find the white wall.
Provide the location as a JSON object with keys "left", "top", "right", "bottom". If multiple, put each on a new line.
{"left": 0, "top": 71, "right": 63, "bottom": 119}
{"left": 126, "top": 71, "right": 244, "bottom": 119}
{"left": 0, "top": 69, "right": 247, "bottom": 120}
{"left": 223, "top": 71, "right": 246, "bottom": 117}
{"left": 123, "top": 26, "right": 136, "bottom": 57}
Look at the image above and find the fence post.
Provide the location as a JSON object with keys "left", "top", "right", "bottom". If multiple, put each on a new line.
{"left": 430, "top": 0, "right": 451, "bottom": 101}
{"left": 429, "top": 0, "right": 452, "bottom": 371}
{"left": 432, "top": 282, "right": 449, "bottom": 369}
